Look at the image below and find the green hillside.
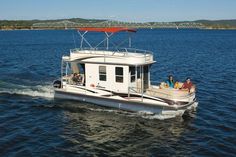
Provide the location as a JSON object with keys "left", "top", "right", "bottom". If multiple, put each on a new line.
{"left": 195, "top": 19, "right": 236, "bottom": 28}
{"left": 0, "top": 18, "right": 106, "bottom": 29}
{"left": 0, "top": 18, "right": 236, "bottom": 30}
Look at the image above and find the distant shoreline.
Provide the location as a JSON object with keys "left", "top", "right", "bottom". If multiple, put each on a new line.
{"left": 1, "top": 18, "right": 236, "bottom": 30}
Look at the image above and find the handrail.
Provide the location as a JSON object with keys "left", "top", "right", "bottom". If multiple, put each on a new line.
{"left": 70, "top": 47, "right": 153, "bottom": 64}
{"left": 70, "top": 47, "right": 153, "bottom": 56}
{"left": 128, "top": 86, "right": 194, "bottom": 100}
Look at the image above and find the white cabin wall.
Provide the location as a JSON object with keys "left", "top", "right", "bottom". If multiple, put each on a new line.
{"left": 85, "top": 63, "right": 129, "bottom": 93}
{"left": 111, "top": 65, "right": 129, "bottom": 93}
{"left": 85, "top": 64, "right": 99, "bottom": 87}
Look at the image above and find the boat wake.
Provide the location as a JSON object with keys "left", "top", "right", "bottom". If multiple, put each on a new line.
{"left": 86, "top": 107, "right": 180, "bottom": 120}
{"left": 140, "top": 113, "right": 179, "bottom": 120}
{"left": 0, "top": 81, "right": 54, "bottom": 99}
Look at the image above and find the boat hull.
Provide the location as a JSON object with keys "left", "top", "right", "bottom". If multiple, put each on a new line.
{"left": 54, "top": 89, "right": 198, "bottom": 118}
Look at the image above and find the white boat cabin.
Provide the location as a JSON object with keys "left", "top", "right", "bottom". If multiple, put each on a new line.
{"left": 60, "top": 27, "right": 155, "bottom": 94}
{"left": 62, "top": 48, "right": 155, "bottom": 94}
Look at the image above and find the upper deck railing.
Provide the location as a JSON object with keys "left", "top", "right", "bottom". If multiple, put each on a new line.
{"left": 70, "top": 47, "right": 153, "bottom": 56}
{"left": 128, "top": 86, "right": 195, "bottom": 103}
{"left": 70, "top": 47, "right": 154, "bottom": 63}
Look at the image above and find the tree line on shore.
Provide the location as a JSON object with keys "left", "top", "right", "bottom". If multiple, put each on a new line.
{"left": 1, "top": 18, "right": 236, "bottom": 30}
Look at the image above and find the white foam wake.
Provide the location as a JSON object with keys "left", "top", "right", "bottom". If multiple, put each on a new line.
{"left": 140, "top": 114, "right": 178, "bottom": 120}
{"left": 0, "top": 84, "right": 54, "bottom": 99}
{"left": 87, "top": 108, "right": 179, "bottom": 120}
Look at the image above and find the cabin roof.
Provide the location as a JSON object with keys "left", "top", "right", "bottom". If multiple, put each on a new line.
{"left": 63, "top": 49, "right": 155, "bottom": 65}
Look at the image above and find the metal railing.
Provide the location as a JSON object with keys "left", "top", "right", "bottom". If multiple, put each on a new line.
{"left": 70, "top": 47, "right": 153, "bottom": 55}
{"left": 128, "top": 86, "right": 144, "bottom": 101}
{"left": 70, "top": 47, "right": 153, "bottom": 63}
{"left": 128, "top": 85, "right": 194, "bottom": 101}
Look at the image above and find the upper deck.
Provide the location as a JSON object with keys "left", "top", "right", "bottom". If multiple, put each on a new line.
{"left": 63, "top": 47, "right": 155, "bottom": 65}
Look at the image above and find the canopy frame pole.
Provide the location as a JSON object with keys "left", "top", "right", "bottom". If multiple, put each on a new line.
{"left": 94, "top": 32, "right": 113, "bottom": 49}
{"left": 77, "top": 28, "right": 136, "bottom": 50}
{"left": 105, "top": 32, "right": 114, "bottom": 50}
{"left": 128, "top": 32, "right": 132, "bottom": 48}
{"left": 78, "top": 30, "right": 93, "bottom": 49}
{"left": 110, "top": 32, "right": 133, "bottom": 49}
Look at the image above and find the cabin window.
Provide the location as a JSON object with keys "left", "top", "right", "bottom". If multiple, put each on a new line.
{"left": 130, "top": 67, "right": 135, "bottom": 82}
{"left": 99, "top": 66, "right": 106, "bottom": 81}
{"left": 115, "top": 67, "right": 123, "bottom": 83}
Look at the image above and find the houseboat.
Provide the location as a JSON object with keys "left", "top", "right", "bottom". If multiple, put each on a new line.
{"left": 53, "top": 27, "right": 198, "bottom": 118}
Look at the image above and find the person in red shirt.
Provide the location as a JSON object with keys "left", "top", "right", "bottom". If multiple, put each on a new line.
{"left": 181, "top": 77, "right": 193, "bottom": 92}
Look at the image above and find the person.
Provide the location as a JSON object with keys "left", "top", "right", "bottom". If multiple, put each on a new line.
{"left": 166, "top": 75, "right": 175, "bottom": 88}
{"left": 174, "top": 81, "right": 180, "bottom": 89}
{"left": 77, "top": 74, "right": 84, "bottom": 85}
{"left": 181, "top": 77, "right": 193, "bottom": 92}
{"left": 72, "top": 73, "right": 79, "bottom": 83}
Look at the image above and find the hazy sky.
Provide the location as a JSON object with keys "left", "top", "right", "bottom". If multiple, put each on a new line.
{"left": 0, "top": 0, "right": 236, "bottom": 22}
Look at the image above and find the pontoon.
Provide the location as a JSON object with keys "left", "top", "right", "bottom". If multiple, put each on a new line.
{"left": 53, "top": 27, "right": 198, "bottom": 118}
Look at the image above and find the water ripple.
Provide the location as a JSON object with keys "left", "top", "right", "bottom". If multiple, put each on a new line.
{"left": 0, "top": 29, "right": 236, "bottom": 156}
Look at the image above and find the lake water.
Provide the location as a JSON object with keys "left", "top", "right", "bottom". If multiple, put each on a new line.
{"left": 0, "top": 29, "right": 236, "bottom": 156}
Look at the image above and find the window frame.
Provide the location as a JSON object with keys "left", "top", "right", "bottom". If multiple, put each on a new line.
{"left": 99, "top": 66, "right": 107, "bottom": 81}
{"left": 115, "top": 67, "right": 123, "bottom": 83}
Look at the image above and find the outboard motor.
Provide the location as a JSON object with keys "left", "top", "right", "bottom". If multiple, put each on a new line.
{"left": 53, "top": 80, "right": 62, "bottom": 88}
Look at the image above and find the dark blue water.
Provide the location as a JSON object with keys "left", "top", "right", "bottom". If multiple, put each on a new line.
{"left": 0, "top": 29, "right": 236, "bottom": 156}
